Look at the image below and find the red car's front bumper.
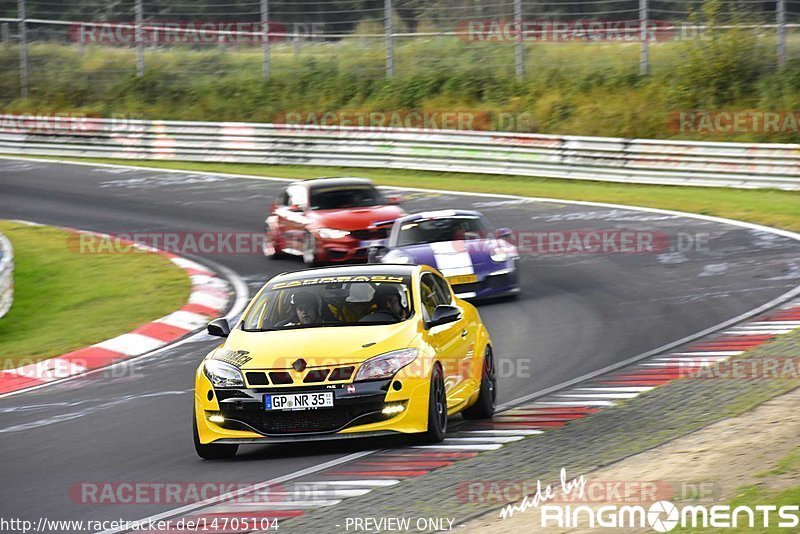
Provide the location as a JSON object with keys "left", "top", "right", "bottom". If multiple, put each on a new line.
{"left": 314, "top": 235, "right": 370, "bottom": 263}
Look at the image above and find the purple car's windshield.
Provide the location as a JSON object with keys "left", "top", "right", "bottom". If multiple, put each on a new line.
{"left": 395, "top": 216, "right": 488, "bottom": 247}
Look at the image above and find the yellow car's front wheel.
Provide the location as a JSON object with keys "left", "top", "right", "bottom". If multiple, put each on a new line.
{"left": 193, "top": 410, "right": 238, "bottom": 460}
{"left": 419, "top": 364, "right": 447, "bottom": 443}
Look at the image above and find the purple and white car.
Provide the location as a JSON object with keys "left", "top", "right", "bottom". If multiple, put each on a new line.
{"left": 370, "top": 210, "right": 520, "bottom": 299}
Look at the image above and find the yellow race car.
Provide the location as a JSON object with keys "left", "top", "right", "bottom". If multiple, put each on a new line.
{"left": 193, "top": 264, "right": 497, "bottom": 459}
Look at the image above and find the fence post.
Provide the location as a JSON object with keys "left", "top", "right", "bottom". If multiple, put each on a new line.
{"left": 261, "top": 0, "right": 270, "bottom": 78}
{"left": 639, "top": 0, "right": 649, "bottom": 75}
{"left": 514, "top": 0, "right": 523, "bottom": 78}
{"left": 135, "top": 0, "right": 143, "bottom": 77}
{"left": 777, "top": 0, "right": 786, "bottom": 67}
{"left": 17, "top": 0, "right": 28, "bottom": 98}
{"left": 385, "top": 0, "right": 395, "bottom": 77}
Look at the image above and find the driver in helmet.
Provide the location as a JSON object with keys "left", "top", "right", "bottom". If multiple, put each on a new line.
{"left": 372, "top": 283, "right": 409, "bottom": 320}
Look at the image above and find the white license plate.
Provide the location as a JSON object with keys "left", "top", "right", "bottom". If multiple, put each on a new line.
{"left": 264, "top": 392, "right": 334, "bottom": 411}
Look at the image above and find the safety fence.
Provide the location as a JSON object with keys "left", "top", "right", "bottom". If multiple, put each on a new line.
{"left": 0, "top": 231, "right": 13, "bottom": 319}
{"left": 0, "top": 116, "right": 798, "bottom": 190}
{"left": 1, "top": 0, "right": 800, "bottom": 99}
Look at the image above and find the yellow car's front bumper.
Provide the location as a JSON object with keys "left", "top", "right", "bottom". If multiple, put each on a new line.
{"left": 194, "top": 365, "right": 433, "bottom": 445}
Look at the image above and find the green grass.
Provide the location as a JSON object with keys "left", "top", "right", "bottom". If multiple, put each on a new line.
{"left": 3, "top": 26, "right": 800, "bottom": 142}
{"left": 676, "top": 457, "right": 800, "bottom": 534}
{"left": 757, "top": 447, "right": 800, "bottom": 478}
{"left": 45, "top": 157, "right": 800, "bottom": 233}
{"left": 0, "top": 220, "right": 191, "bottom": 367}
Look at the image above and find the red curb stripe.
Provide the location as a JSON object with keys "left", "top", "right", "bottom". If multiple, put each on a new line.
{"left": 514, "top": 406, "right": 600, "bottom": 415}
{"left": 762, "top": 311, "right": 800, "bottom": 321}
{"left": 182, "top": 302, "right": 222, "bottom": 317}
{"left": 132, "top": 322, "right": 191, "bottom": 342}
{"left": 602, "top": 380, "right": 671, "bottom": 386}
{"left": 58, "top": 346, "right": 126, "bottom": 368}
{"left": 689, "top": 341, "right": 770, "bottom": 348}
{"left": 380, "top": 452, "right": 479, "bottom": 459}
{"left": 0, "top": 374, "right": 46, "bottom": 394}
{"left": 613, "top": 374, "right": 682, "bottom": 381}
{"left": 185, "top": 267, "right": 214, "bottom": 277}
{"left": 492, "top": 417, "right": 586, "bottom": 424}
{"left": 357, "top": 461, "right": 454, "bottom": 468}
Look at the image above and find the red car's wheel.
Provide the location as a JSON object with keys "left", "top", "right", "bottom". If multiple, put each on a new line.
{"left": 263, "top": 224, "right": 286, "bottom": 259}
{"left": 303, "top": 232, "right": 321, "bottom": 266}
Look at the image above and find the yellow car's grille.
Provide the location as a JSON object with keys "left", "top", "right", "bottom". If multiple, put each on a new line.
{"left": 244, "top": 366, "right": 355, "bottom": 388}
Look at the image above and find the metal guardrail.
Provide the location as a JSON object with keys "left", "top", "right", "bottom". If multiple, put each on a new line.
{"left": 0, "top": 231, "right": 14, "bottom": 320}
{"left": 0, "top": 116, "right": 798, "bottom": 190}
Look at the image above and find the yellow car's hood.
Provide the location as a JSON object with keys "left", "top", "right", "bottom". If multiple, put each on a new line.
{"left": 217, "top": 321, "right": 419, "bottom": 370}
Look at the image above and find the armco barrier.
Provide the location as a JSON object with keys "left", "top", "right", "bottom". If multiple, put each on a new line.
{"left": 0, "top": 231, "right": 13, "bottom": 319}
{"left": 0, "top": 116, "right": 798, "bottom": 190}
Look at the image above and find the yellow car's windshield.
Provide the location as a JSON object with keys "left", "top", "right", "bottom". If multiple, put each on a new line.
{"left": 241, "top": 278, "right": 413, "bottom": 331}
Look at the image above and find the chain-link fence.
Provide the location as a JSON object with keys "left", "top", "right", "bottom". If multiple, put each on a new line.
{"left": 0, "top": 1, "right": 798, "bottom": 105}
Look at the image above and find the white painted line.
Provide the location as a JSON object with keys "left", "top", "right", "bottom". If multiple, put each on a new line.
{"left": 725, "top": 329, "right": 792, "bottom": 335}
{"left": 94, "top": 333, "right": 165, "bottom": 356}
{"left": 528, "top": 401, "right": 616, "bottom": 407}
{"left": 443, "top": 436, "right": 524, "bottom": 443}
{"left": 746, "top": 321, "right": 800, "bottom": 326}
{"left": 170, "top": 256, "right": 212, "bottom": 274}
{"left": 411, "top": 444, "right": 503, "bottom": 451}
{"left": 556, "top": 393, "right": 641, "bottom": 399}
{"left": 189, "top": 291, "right": 228, "bottom": 311}
{"left": 455, "top": 292, "right": 477, "bottom": 299}
{"left": 574, "top": 387, "right": 654, "bottom": 392}
{"left": 458, "top": 430, "right": 543, "bottom": 436}
{"left": 299, "top": 480, "right": 400, "bottom": 487}
{"left": 189, "top": 273, "right": 218, "bottom": 287}
{"left": 156, "top": 310, "right": 210, "bottom": 330}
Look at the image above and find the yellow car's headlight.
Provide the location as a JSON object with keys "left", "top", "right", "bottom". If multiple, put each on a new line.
{"left": 203, "top": 360, "right": 244, "bottom": 388}
{"left": 354, "top": 348, "right": 418, "bottom": 381}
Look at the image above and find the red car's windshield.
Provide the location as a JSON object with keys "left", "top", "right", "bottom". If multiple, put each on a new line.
{"left": 309, "top": 185, "right": 385, "bottom": 210}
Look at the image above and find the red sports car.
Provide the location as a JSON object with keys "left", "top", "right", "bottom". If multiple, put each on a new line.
{"left": 263, "top": 178, "right": 406, "bottom": 265}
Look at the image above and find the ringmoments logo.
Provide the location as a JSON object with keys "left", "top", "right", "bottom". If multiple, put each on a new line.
{"left": 500, "top": 469, "right": 800, "bottom": 531}
{"left": 538, "top": 501, "right": 800, "bottom": 530}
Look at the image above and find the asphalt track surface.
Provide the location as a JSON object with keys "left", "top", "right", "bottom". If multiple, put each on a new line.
{"left": 1, "top": 158, "right": 799, "bottom": 530}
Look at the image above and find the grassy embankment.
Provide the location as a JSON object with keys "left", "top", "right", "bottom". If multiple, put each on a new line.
{"left": 0, "top": 220, "right": 190, "bottom": 367}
